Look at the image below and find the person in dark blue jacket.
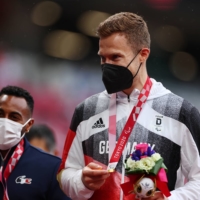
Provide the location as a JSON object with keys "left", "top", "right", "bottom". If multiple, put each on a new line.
{"left": 0, "top": 85, "right": 70, "bottom": 200}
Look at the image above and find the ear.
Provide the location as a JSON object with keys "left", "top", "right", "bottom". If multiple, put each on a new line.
{"left": 139, "top": 48, "right": 150, "bottom": 63}
{"left": 25, "top": 118, "right": 34, "bottom": 133}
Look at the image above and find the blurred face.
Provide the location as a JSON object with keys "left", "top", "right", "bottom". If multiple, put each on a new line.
{"left": 29, "top": 137, "right": 57, "bottom": 155}
{"left": 0, "top": 95, "right": 34, "bottom": 134}
{"left": 29, "top": 137, "right": 49, "bottom": 152}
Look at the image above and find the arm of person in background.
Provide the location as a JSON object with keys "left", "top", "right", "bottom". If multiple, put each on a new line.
{"left": 57, "top": 108, "right": 110, "bottom": 200}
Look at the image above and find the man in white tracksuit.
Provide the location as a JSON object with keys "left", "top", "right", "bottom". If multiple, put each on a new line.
{"left": 58, "top": 12, "right": 200, "bottom": 200}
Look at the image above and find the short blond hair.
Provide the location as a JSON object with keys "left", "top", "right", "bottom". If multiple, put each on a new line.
{"left": 97, "top": 12, "right": 150, "bottom": 52}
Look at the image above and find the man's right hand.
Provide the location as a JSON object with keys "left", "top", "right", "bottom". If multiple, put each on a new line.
{"left": 82, "top": 162, "right": 110, "bottom": 190}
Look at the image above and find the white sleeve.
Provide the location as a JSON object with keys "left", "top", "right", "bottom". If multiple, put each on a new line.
{"left": 61, "top": 168, "right": 94, "bottom": 200}
{"left": 168, "top": 128, "right": 200, "bottom": 200}
{"left": 60, "top": 125, "right": 94, "bottom": 199}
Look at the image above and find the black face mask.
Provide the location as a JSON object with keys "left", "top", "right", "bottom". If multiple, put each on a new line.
{"left": 101, "top": 51, "right": 142, "bottom": 94}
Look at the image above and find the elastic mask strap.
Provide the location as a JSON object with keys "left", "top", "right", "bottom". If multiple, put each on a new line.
{"left": 20, "top": 119, "right": 32, "bottom": 139}
{"left": 133, "top": 62, "right": 142, "bottom": 78}
{"left": 22, "top": 119, "right": 31, "bottom": 127}
{"left": 126, "top": 49, "right": 142, "bottom": 68}
{"left": 22, "top": 118, "right": 32, "bottom": 133}
{"left": 20, "top": 132, "right": 26, "bottom": 140}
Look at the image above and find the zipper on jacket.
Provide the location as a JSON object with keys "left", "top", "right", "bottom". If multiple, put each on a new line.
{"left": 127, "top": 95, "right": 130, "bottom": 102}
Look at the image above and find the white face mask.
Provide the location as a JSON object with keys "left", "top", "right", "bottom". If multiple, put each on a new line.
{"left": 0, "top": 118, "right": 31, "bottom": 150}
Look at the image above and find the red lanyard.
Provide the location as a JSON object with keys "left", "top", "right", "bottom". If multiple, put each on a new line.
{"left": 107, "top": 77, "right": 152, "bottom": 171}
{"left": 0, "top": 139, "right": 24, "bottom": 200}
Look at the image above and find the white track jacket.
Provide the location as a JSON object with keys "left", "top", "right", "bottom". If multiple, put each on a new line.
{"left": 58, "top": 78, "right": 200, "bottom": 200}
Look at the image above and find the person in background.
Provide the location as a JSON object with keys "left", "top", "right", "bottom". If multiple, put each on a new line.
{"left": 26, "top": 124, "right": 58, "bottom": 156}
{"left": 57, "top": 12, "right": 200, "bottom": 200}
{"left": 0, "top": 86, "right": 70, "bottom": 200}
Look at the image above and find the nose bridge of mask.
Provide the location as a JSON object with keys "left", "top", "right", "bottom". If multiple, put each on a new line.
{"left": 0, "top": 118, "right": 23, "bottom": 140}
{"left": 0, "top": 118, "right": 23, "bottom": 128}
{"left": 0, "top": 118, "right": 31, "bottom": 132}
{"left": 126, "top": 49, "right": 142, "bottom": 69}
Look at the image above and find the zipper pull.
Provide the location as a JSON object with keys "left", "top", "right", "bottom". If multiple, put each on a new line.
{"left": 128, "top": 95, "right": 130, "bottom": 102}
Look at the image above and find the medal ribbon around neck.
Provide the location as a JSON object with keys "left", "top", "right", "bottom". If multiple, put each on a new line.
{"left": 107, "top": 77, "right": 152, "bottom": 172}
{"left": 0, "top": 139, "right": 24, "bottom": 200}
